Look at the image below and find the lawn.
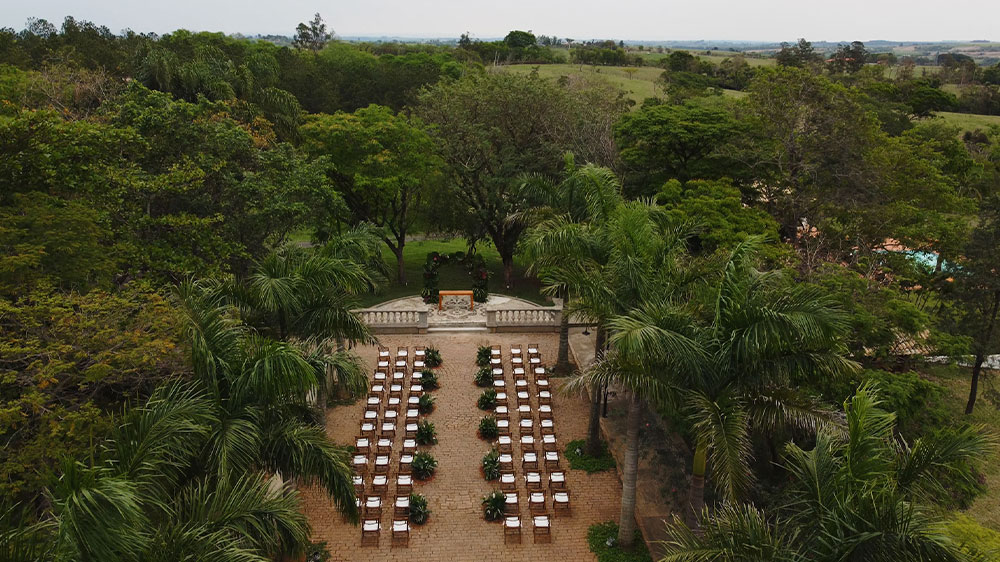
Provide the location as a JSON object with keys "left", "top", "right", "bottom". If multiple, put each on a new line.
{"left": 922, "top": 362, "right": 1000, "bottom": 530}
{"left": 356, "top": 237, "right": 548, "bottom": 308}
{"left": 504, "top": 63, "right": 743, "bottom": 104}
{"left": 929, "top": 111, "right": 1000, "bottom": 133}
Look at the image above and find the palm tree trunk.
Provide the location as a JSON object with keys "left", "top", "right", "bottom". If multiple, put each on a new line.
{"left": 687, "top": 439, "right": 708, "bottom": 530}
{"left": 966, "top": 352, "right": 985, "bottom": 414}
{"left": 555, "top": 295, "right": 571, "bottom": 374}
{"left": 617, "top": 393, "right": 642, "bottom": 548}
{"left": 585, "top": 326, "right": 607, "bottom": 457}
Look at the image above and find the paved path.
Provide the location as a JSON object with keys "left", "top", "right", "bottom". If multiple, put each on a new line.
{"left": 301, "top": 333, "right": 622, "bottom": 561}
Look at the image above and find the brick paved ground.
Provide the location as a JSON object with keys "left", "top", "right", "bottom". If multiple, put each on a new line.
{"left": 300, "top": 333, "right": 623, "bottom": 561}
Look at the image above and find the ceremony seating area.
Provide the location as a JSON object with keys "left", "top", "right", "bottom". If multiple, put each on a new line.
{"left": 487, "top": 343, "right": 570, "bottom": 544}
{"left": 354, "top": 344, "right": 431, "bottom": 547}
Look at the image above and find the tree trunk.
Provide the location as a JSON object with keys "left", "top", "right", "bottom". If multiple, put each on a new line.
{"left": 687, "top": 439, "right": 708, "bottom": 530}
{"left": 555, "top": 297, "right": 571, "bottom": 374}
{"left": 501, "top": 253, "right": 514, "bottom": 289}
{"left": 966, "top": 352, "right": 985, "bottom": 414}
{"left": 617, "top": 393, "right": 642, "bottom": 548}
{"left": 393, "top": 244, "right": 407, "bottom": 286}
{"left": 585, "top": 326, "right": 607, "bottom": 457}
{"left": 968, "top": 290, "right": 1000, "bottom": 414}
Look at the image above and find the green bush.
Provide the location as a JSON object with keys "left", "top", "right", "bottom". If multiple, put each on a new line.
{"left": 477, "top": 388, "right": 498, "bottom": 410}
{"left": 587, "top": 521, "right": 652, "bottom": 562}
{"left": 476, "top": 345, "right": 492, "bottom": 367}
{"left": 415, "top": 420, "right": 438, "bottom": 445}
{"left": 424, "top": 347, "right": 442, "bottom": 368}
{"left": 814, "top": 369, "right": 948, "bottom": 436}
{"left": 412, "top": 451, "right": 438, "bottom": 480}
{"left": 482, "top": 490, "right": 506, "bottom": 521}
{"left": 478, "top": 415, "right": 499, "bottom": 439}
{"left": 946, "top": 514, "right": 1000, "bottom": 559}
{"left": 409, "top": 493, "right": 431, "bottom": 525}
{"left": 474, "top": 367, "right": 493, "bottom": 387}
{"left": 418, "top": 393, "right": 436, "bottom": 414}
{"left": 420, "top": 370, "right": 439, "bottom": 391}
{"left": 566, "top": 439, "right": 616, "bottom": 474}
{"left": 482, "top": 447, "right": 501, "bottom": 481}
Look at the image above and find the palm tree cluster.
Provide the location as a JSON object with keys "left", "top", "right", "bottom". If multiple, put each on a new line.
{"left": 661, "top": 386, "right": 996, "bottom": 562}
{"left": 2, "top": 232, "right": 384, "bottom": 561}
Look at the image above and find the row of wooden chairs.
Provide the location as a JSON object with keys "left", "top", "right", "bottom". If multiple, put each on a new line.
{"left": 503, "top": 515, "right": 551, "bottom": 544}
{"left": 361, "top": 518, "right": 410, "bottom": 547}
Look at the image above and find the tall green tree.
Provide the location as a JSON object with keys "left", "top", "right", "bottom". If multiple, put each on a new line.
{"left": 300, "top": 105, "right": 444, "bottom": 284}
{"left": 293, "top": 13, "right": 332, "bottom": 53}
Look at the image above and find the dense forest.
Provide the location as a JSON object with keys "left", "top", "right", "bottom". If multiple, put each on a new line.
{"left": 2, "top": 13, "right": 1000, "bottom": 561}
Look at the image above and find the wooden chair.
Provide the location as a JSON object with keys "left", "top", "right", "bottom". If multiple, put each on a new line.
{"left": 406, "top": 395, "right": 420, "bottom": 409}
{"left": 517, "top": 404, "right": 531, "bottom": 418}
{"left": 520, "top": 435, "right": 536, "bottom": 453}
{"left": 495, "top": 405, "right": 510, "bottom": 421}
{"left": 490, "top": 355, "right": 502, "bottom": 366}
{"left": 522, "top": 452, "right": 538, "bottom": 471}
{"left": 392, "top": 520, "right": 410, "bottom": 547}
{"left": 389, "top": 384, "right": 403, "bottom": 400}
{"left": 504, "top": 492, "right": 519, "bottom": 515}
{"left": 504, "top": 517, "right": 521, "bottom": 544}
{"left": 383, "top": 409, "right": 398, "bottom": 423}
{"left": 510, "top": 344, "right": 523, "bottom": 356}
{"left": 553, "top": 491, "right": 571, "bottom": 517}
{"left": 394, "top": 359, "right": 408, "bottom": 370}
{"left": 405, "top": 422, "right": 418, "bottom": 439}
{"left": 394, "top": 495, "right": 410, "bottom": 519}
{"left": 544, "top": 451, "right": 560, "bottom": 470}
{"left": 353, "top": 475, "right": 364, "bottom": 496}
{"left": 365, "top": 396, "right": 381, "bottom": 411}
{"left": 517, "top": 391, "right": 531, "bottom": 407}
{"left": 397, "top": 474, "right": 413, "bottom": 496}
{"left": 540, "top": 419, "right": 555, "bottom": 435}
{"left": 500, "top": 472, "right": 516, "bottom": 492}
{"left": 497, "top": 418, "right": 511, "bottom": 436}
{"left": 363, "top": 496, "right": 382, "bottom": 519}
{"left": 361, "top": 519, "right": 380, "bottom": 547}
{"left": 538, "top": 390, "right": 552, "bottom": 405}
{"left": 518, "top": 418, "right": 533, "bottom": 435}
{"left": 374, "top": 455, "right": 390, "bottom": 475}
{"left": 548, "top": 471, "right": 566, "bottom": 491}
{"left": 397, "top": 346, "right": 408, "bottom": 358}
{"left": 497, "top": 435, "right": 513, "bottom": 454}
{"left": 525, "top": 472, "right": 542, "bottom": 491}
{"left": 528, "top": 491, "right": 546, "bottom": 515}
{"left": 360, "top": 422, "right": 375, "bottom": 439}
{"left": 528, "top": 353, "right": 542, "bottom": 366}
{"left": 405, "top": 408, "right": 419, "bottom": 423}
{"left": 373, "top": 370, "right": 387, "bottom": 382}
{"left": 372, "top": 474, "right": 388, "bottom": 497}
{"left": 377, "top": 345, "right": 390, "bottom": 358}
{"left": 492, "top": 367, "right": 505, "bottom": 381}
{"left": 368, "top": 384, "right": 385, "bottom": 399}
{"left": 414, "top": 345, "right": 426, "bottom": 357}
{"left": 352, "top": 454, "right": 368, "bottom": 475}
{"left": 381, "top": 422, "right": 396, "bottom": 440}
{"left": 402, "top": 439, "right": 417, "bottom": 454}
{"left": 499, "top": 453, "right": 514, "bottom": 472}
{"left": 533, "top": 367, "right": 547, "bottom": 381}
{"left": 538, "top": 405, "right": 553, "bottom": 421}
{"left": 355, "top": 437, "right": 371, "bottom": 455}
{"left": 490, "top": 344, "right": 501, "bottom": 356}
{"left": 386, "top": 396, "right": 401, "bottom": 413}
{"left": 532, "top": 515, "right": 551, "bottom": 543}
{"left": 408, "top": 385, "right": 423, "bottom": 399}
{"left": 526, "top": 343, "right": 540, "bottom": 355}
{"left": 542, "top": 434, "right": 557, "bottom": 452}
{"left": 536, "top": 378, "right": 550, "bottom": 392}
{"left": 510, "top": 353, "right": 523, "bottom": 366}
{"left": 495, "top": 391, "right": 508, "bottom": 406}
{"left": 513, "top": 367, "right": 526, "bottom": 380}
{"left": 376, "top": 438, "right": 392, "bottom": 455}
{"left": 398, "top": 453, "right": 413, "bottom": 475}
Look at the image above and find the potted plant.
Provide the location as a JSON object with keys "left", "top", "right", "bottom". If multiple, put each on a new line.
{"left": 418, "top": 393, "right": 436, "bottom": 414}
{"left": 424, "top": 346, "right": 442, "bottom": 368}
{"left": 477, "top": 388, "right": 497, "bottom": 410}
{"left": 409, "top": 493, "right": 430, "bottom": 525}
{"left": 481, "top": 447, "right": 501, "bottom": 481}
{"left": 482, "top": 490, "right": 506, "bottom": 521}
{"left": 412, "top": 451, "right": 438, "bottom": 481}
{"left": 474, "top": 367, "right": 492, "bottom": 387}
{"left": 478, "top": 415, "right": 499, "bottom": 440}
{"left": 415, "top": 420, "right": 437, "bottom": 445}
{"left": 476, "top": 345, "right": 492, "bottom": 367}
{"left": 420, "top": 370, "right": 439, "bottom": 390}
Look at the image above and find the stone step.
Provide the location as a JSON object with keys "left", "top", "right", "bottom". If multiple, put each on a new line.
{"left": 426, "top": 326, "right": 488, "bottom": 333}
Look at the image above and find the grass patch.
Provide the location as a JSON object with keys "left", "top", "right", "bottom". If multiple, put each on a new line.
{"left": 930, "top": 111, "right": 1000, "bottom": 134}
{"left": 587, "top": 521, "right": 652, "bottom": 562}
{"left": 355, "top": 237, "right": 547, "bottom": 307}
{"left": 565, "top": 439, "right": 617, "bottom": 474}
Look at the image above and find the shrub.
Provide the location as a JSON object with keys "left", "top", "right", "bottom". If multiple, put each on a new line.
{"left": 418, "top": 393, "right": 436, "bottom": 414}
{"left": 482, "top": 447, "right": 501, "bottom": 481}
{"left": 409, "top": 493, "right": 430, "bottom": 525}
{"left": 477, "top": 388, "right": 498, "bottom": 410}
{"left": 482, "top": 490, "right": 506, "bottom": 521}
{"left": 478, "top": 415, "right": 499, "bottom": 439}
{"left": 566, "top": 439, "right": 616, "bottom": 474}
{"left": 305, "top": 541, "right": 331, "bottom": 562}
{"left": 476, "top": 345, "right": 492, "bottom": 367}
{"left": 474, "top": 367, "right": 493, "bottom": 387}
{"left": 587, "top": 521, "right": 652, "bottom": 562}
{"left": 415, "top": 420, "right": 438, "bottom": 445}
{"left": 419, "top": 370, "right": 439, "bottom": 391}
{"left": 412, "top": 451, "right": 438, "bottom": 480}
{"left": 424, "top": 347, "right": 442, "bottom": 368}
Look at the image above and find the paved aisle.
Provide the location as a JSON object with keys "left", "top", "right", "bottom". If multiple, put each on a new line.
{"left": 301, "top": 333, "right": 622, "bottom": 561}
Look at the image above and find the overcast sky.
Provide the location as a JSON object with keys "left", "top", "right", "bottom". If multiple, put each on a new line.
{"left": 1, "top": 0, "right": 996, "bottom": 42}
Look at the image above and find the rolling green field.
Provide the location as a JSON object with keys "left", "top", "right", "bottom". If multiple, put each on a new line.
{"left": 504, "top": 63, "right": 744, "bottom": 104}
{"left": 931, "top": 111, "right": 1000, "bottom": 133}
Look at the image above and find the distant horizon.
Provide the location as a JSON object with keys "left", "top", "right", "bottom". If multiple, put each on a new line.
{"left": 2, "top": 0, "right": 997, "bottom": 44}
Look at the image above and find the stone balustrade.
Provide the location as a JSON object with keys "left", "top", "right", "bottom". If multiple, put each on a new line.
{"left": 486, "top": 306, "right": 562, "bottom": 333}
{"left": 355, "top": 309, "right": 429, "bottom": 334}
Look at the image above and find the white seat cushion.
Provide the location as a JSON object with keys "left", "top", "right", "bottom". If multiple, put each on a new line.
{"left": 363, "top": 520, "right": 379, "bottom": 531}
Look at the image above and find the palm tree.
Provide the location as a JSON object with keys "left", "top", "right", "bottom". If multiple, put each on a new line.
{"left": 563, "top": 199, "right": 707, "bottom": 548}
{"left": 522, "top": 159, "right": 634, "bottom": 454}
{"left": 660, "top": 385, "right": 996, "bottom": 562}
{"left": 681, "top": 238, "right": 857, "bottom": 525}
